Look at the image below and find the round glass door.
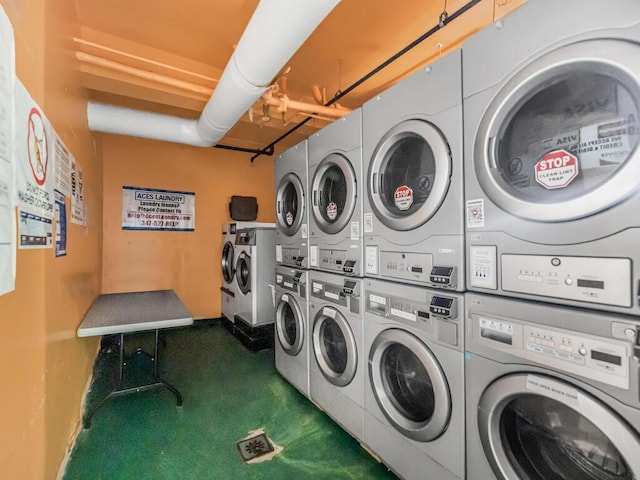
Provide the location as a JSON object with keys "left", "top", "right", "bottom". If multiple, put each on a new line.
{"left": 235, "top": 253, "right": 251, "bottom": 294}
{"left": 478, "top": 373, "right": 640, "bottom": 480}
{"left": 368, "top": 120, "right": 452, "bottom": 231}
{"left": 369, "top": 328, "right": 451, "bottom": 442}
{"left": 312, "top": 306, "right": 357, "bottom": 386}
{"left": 276, "top": 294, "right": 304, "bottom": 356}
{"left": 474, "top": 39, "right": 640, "bottom": 222}
{"left": 221, "top": 241, "right": 235, "bottom": 283}
{"left": 311, "top": 153, "right": 356, "bottom": 234}
{"left": 276, "top": 172, "right": 305, "bottom": 236}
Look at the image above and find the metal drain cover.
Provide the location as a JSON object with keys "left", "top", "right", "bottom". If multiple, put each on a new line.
{"left": 236, "top": 432, "right": 275, "bottom": 462}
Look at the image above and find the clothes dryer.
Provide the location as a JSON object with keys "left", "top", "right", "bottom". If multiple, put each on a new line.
{"left": 363, "top": 278, "right": 465, "bottom": 480}
{"left": 308, "top": 109, "right": 363, "bottom": 277}
{"left": 221, "top": 221, "right": 275, "bottom": 322}
{"left": 463, "top": 0, "right": 640, "bottom": 315}
{"left": 234, "top": 225, "right": 276, "bottom": 327}
{"left": 275, "top": 265, "right": 309, "bottom": 397}
{"left": 275, "top": 140, "right": 309, "bottom": 269}
{"left": 465, "top": 292, "right": 640, "bottom": 480}
{"left": 308, "top": 270, "right": 364, "bottom": 440}
{"left": 362, "top": 50, "right": 464, "bottom": 291}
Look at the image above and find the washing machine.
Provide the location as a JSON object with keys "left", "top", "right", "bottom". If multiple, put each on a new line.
{"left": 234, "top": 224, "right": 276, "bottom": 327}
{"left": 274, "top": 265, "right": 309, "bottom": 397}
{"left": 362, "top": 50, "right": 464, "bottom": 292}
{"left": 363, "top": 278, "right": 465, "bottom": 480}
{"left": 463, "top": 0, "right": 640, "bottom": 315}
{"left": 221, "top": 221, "right": 275, "bottom": 322}
{"left": 465, "top": 292, "right": 640, "bottom": 480}
{"left": 275, "top": 140, "right": 310, "bottom": 269}
{"left": 308, "top": 108, "right": 363, "bottom": 277}
{"left": 308, "top": 270, "right": 364, "bottom": 440}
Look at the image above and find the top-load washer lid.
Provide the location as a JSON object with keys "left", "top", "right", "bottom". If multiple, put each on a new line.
{"left": 311, "top": 153, "right": 356, "bottom": 234}
{"left": 368, "top": 119, "right": 452, "bottom": 231}
{"left": 474, "top": 39, "right": 640, "bottom": 222}
{"left": 368, "top": 328, "right": 451, "bottom": 442}
{"left": 235, "top": 252, "right": 251, "bottom": 294}
{"left": 221, "top": 240, "right": 235, "bottom": 283}
{"left": 276, "top": 172, "right": 305, "bottom": 236}
{"left": 478, "top": 373, "right": 640, "bottom": 480}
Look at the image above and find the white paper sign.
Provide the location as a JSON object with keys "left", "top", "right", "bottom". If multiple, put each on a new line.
{"left": 70, "top": 157, "right": 84, "bottom": 225}
{"left": 122, "top": 186, "right": 195, "bottom": 231}
{"left": 53, "top": 133, "right": 72, "bottom": 196}
{"left": 18, "top": 209, "right": 52, "bottom": 249}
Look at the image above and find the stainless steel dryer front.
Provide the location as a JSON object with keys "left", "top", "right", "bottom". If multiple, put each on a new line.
{"left": 275, "top": 140, "right": 309, "bottom": 269}
{"left": 308, "top": 109, "right": 363, "bottom": 277}
{"left": 363, "top": 50, "right": 464, "bottom": 291}
{"left": 308, "top": 270, "right": 364, "bottom": 440}
{"left": 363, "top": 278, "right": 465, "bottom": 480}
{"left": 463, "top": 0, "right": 640, "bottom": 314}
{"left": 465, "top": 292, "right": 640, "bottom": 480}
{"left": 275, "top": 265, "right": 309, "bottom": 397}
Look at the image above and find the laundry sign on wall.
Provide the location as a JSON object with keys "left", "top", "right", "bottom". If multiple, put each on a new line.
{"left": 122, "top": 186, "right": 195, "bottom": 231}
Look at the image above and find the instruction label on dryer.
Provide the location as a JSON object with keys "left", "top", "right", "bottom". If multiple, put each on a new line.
{"left": 466, "top": 199, "right": 484, "bottom": 228}
{"left": 526, "top": 374, "right": 579, "bottom": 408}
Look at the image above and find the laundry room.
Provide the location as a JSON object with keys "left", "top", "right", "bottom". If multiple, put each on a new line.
{"left": 1, "top": 0, "right": 640, "bottom": 479}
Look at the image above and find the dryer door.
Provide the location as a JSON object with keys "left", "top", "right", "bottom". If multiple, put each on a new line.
{"left": 312, "top": 306, "right": 357, "bottom": 386}
{"left": 276, "top": 293, "right": 304, "bottom": 356}
{"left": 368, "top": 120, "right": 452, "bottom": 231}
{"left": 369, "top": 328, "right": 451, "bottom": 442}
{"left": 235, "top": 252, "right": 251, "bottom": 295}
{"left": 276, "top": 172, "right": 305, "bottom": 236}
{"left": 221, "top": 241, "right": 235, "bottom": 283}
{"left": 474, "top": 39, "right": 640, "bottom": 222}
{"left": 311, "top": 153, "right": 356, "bottom": 234}
{"left": 478, "top": 373, "right": 640, "bottom": 480}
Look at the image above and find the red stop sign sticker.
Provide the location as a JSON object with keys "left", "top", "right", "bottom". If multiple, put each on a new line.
{"left": 326, "top": 201, "right": 338, "bottom": 220}
{"left": 535, "top": 150, "right": 579, "bottom": 189}
{"left": 394, "top": 185, "right": 413, "bottom": 211}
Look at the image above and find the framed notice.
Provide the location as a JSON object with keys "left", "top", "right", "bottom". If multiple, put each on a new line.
{"left": 122, "top": 186, "right": 195, "bottom": 231}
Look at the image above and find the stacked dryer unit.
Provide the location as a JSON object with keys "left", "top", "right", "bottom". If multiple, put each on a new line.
{"left": 462, "top": 1, "right": 640, "bottom": 479}
{"left": 274, "top": 140, "right": 312, "bottom": 398}
{"left": 360, "top": 50, "right": 468, "bottom": 480}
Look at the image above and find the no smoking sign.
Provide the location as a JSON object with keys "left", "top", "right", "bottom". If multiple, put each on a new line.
{"left": 535, "top": 149, "right": 578, "bottom": 189}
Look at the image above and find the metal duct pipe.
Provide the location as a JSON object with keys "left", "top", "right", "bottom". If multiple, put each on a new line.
{"left": 87, "top": 0, "right": 340, "bottom": 147}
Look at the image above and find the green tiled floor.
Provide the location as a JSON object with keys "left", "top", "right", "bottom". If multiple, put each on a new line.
{"left": 64, "top": 322, "right": 396, "bottom": 479}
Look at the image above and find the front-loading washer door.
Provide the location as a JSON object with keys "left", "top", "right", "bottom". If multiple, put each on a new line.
{"left": 368, "top": 119, "right": 452, "bottom": 231}
{"left": 369, "top": 328, "right": 451, "bottom": 442}
{"left": 475, "top": 39, "right": 640, "bottom": 222}
{"left": 276, "top": 294, "right": 304, "bottom": 356}
{"left": 311, "top": 153, "right": 356, "bottom": 235}
{"left": 276, "top": 172, "right": 305, "bottom": 236}
{"left": 235, "top": 252, "right": 251, "bottom": 295}
{"left": 478, "top": 373, "right": 640, "bottom": 480}
{"left": 312, "top": 306, "right": 357, "bottom": 387}
{"left": 221, "top": 241, "right": 235, "bottom": 283}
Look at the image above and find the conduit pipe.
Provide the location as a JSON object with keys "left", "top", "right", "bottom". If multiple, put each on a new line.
{"left": 87, "top": 0, "right": 340, "bottom": 147}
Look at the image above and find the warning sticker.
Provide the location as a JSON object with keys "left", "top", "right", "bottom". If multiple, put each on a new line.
{"left": 534, "top": 150, "right": 578, "bottom": 189}
{"left": 394, "top": 185, "right": 413, "bottom": 211}
{"left": 466, "top": 199, "right": 484, "bottom": 228}
{"left": 285, "top": 211, "right": 294, "bottom": 226}
{"left": 326, "top": 201, "right": 338, "bottom": 220}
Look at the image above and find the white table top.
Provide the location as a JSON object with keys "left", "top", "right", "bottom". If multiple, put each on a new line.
{"left": 77, "top": 290, "right": 194, "bottom": 337}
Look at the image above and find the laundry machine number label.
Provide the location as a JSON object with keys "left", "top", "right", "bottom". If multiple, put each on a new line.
{"left": 534, "top": 150, "right": 578, "bottom": 190}
{"left": 526, "top": 375, "right": 579, "bottom": 408}
{"left": 394, "top": 185, "right": 413, "bottom": 210}
{"left": 326, "top": 202, "right": 338, "bottom": 220}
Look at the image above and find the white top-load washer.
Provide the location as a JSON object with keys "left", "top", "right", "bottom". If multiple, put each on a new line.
{"left": 308, "top": 108, "right": 363, "bottom": 277}
{"left": 274, "top": 265, "right": 309, "bottom": 397}
{"left": 363, "top": 278, "right": 465, "bottom": 480}
{"left": 362, "top": 50, "right": 464, "bottom": 291}
{"left": 463, "top": 0, "right": 640, "bottom": 315}
{"left": 234, "top": 224, "right": 276, "bottom": 327}
{"left": 308, "top": 270, "right": 364, "bottom": 440}
{"left": 465, "top": 292, "right": 640, "bottom": 480}
{"left": 275, "top": 140, "right": 309, "bottom": 269}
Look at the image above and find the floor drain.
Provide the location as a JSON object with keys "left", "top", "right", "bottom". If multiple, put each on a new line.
{"left": 236, "top": 432, "right": 275, "bottom": 462}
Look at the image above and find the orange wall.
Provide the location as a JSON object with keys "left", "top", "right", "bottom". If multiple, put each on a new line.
{"left": 0, "top": 1, "right": 102, "bottom": 479}
{"left": 101, "top": 134, "right": 275, "bottom": 317}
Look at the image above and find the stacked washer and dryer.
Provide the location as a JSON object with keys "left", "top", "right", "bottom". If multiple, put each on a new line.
{"left": 463, "top": 1, "right": 640, "bottom": 479}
